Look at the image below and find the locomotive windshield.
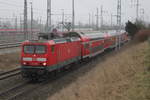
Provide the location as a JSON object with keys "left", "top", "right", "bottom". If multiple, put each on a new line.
{"left": 35, "top": 45, "right": 46, "bottom": 54}
{"left": 24, "top": 45, "right": 46, "bottom": 54}
{"left": 24, "top": 45, "right": 34, "bottom": 54}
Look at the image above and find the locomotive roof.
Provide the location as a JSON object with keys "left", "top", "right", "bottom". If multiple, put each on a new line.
{"left": 53, "top": 37, "right": 80, "bottom": 44}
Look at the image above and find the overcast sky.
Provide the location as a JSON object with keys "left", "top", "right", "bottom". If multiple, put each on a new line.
{"left": 0, "top": 0, "right": 150, "bottom": 25}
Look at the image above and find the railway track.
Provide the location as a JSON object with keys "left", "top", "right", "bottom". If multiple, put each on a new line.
{"left": 0, "top": 68, "right": 31, "bottom": 100}
{"left": 0, "top": 42, "right": 22, "bottom": 49}
{"left": 0, "top": 68, "right": 21, "bottom": 80}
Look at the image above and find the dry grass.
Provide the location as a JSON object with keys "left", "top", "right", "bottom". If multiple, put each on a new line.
{"left": 145, "top": 40, "right": 150, "bottom": 70}
{"left": 134, "top": 29, "right": 150, "bottom": 42}
{"left": 48, "top": 42, "right": 149, "bottom": 100}
{"left": 0, "top": 52, "right": 20, "bottom": 71}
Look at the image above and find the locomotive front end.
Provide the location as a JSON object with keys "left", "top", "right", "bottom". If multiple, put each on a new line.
{"left": 21, "top": 41, "right": 49, "bottom": 78}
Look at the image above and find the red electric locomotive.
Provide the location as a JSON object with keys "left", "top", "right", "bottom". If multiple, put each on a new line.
{"left": 21, "top": 32, "right": 81, "bottom": 79}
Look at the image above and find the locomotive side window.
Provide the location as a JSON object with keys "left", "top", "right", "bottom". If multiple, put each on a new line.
{"left": 35, "top": 45, "right": 46, "bottom": 54}
{"left": 51, "top": 45, "right": 55, "bottom": 53}
{"left": 84, "top": 43, "right": 89, "bottom": 49}
{"left": 24, "top": 45, "right": 34, "bottom": 54}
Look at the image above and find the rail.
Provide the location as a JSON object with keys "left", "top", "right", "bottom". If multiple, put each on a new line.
{"left": 0, "top": 42, "right": 22, "bottom": 49}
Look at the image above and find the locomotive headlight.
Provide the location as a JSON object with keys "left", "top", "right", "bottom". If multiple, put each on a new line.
{"left": 37, "top": 58, "right": 47, "bottom": 62}
{"left": 23, "top": 62, "right": 27, "bottom": 65}
{"left": 43, "top": 62, "right": 47, "bottom": 66}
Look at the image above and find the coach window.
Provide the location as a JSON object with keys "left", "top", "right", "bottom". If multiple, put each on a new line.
{"left": 51, "top": 45, "right": 55, "bottom": 53}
